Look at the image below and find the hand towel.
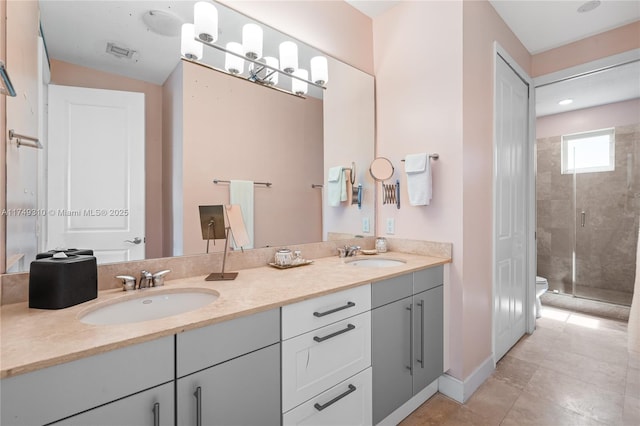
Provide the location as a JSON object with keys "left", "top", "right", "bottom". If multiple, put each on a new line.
{"left": 328, "top": 166, "right": 344, "bottom": 206}
{"left": 405, "top": 153, "right": 432, "bottom": 206}
{"left": 229, "top": 180, "right": 254, "bottom": 248}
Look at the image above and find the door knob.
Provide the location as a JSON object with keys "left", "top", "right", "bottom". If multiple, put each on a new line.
{"left": 124, "top": 237, "right": 142, "bottom": 244}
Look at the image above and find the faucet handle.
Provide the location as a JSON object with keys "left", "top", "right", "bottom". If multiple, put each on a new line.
{"left": 116, "top": 275, "right": 136, "bottom": 291}
{"left": 152, "top": 270, "right": 171, "bottom": 287}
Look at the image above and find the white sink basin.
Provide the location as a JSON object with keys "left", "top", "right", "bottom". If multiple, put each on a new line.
{"left": 345, "top": 258, "right": 406, "bottom": 268}
{"left": 79, "top": 289, "right": 219, "bottom": 325}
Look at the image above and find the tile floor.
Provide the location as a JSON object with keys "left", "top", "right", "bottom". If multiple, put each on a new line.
{"left": 401, "top": 306, "right": 640, "bottom": 425}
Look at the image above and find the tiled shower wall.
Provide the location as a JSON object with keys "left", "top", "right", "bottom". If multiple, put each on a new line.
{"left": 536, "top": 123, "right": 639, "bottom": 305}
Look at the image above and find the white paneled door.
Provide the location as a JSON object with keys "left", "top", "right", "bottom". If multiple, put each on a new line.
{"left": 493, "top": 53, "right": 530, "bottom": 362}
{"left": 47, "top": 85, "right": 145, "bottom": 263}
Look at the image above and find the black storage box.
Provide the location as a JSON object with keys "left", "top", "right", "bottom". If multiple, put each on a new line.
{"left": 35, "top": 248, "right": 94, "bottom": 259}
{"left": 29, "top": 254, "right": 98, "bottom": 309}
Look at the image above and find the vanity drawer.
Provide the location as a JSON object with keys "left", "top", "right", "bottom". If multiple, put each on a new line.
{"left": 414, "top": 265, "right": 444, "bottom": 294}
{"left": 283, "top": 367, "right": 372, "bottom": 426}
{"left": 282, "top": 311, "right": 371, "bottom": 412}
{"left": 282, "top": 284, "right": 370, "bottom": 340}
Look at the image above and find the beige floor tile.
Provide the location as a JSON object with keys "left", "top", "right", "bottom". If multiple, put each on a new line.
{"left": 542, "top": 347, "right": 627, "bottom": 394}
{"left": 441, "top": 406, "right": 498, "bottom": 426}
{"left": 502, "top": 390, "right": 608, "bottom": 426}
{"left": 505, "top": 339, "right": 551, "bottom": 366}
{"left": 524, "top": 366, "right": 625, "bottom": 424}
{"left": 399, "top": 394, "right": 460, "bottom": 426}
{"left": 623, "top": 395, "right": 640, "bottom": 426}
{"left": 462, "top": 377, "right": 520, "bottom": 424}
{"left": 492, "top": 354, "right": 539, "bottom": 391}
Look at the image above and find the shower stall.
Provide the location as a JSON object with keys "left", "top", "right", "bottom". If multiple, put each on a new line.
{"left": 536, "top": 123, "right": 639, "bottom": 306}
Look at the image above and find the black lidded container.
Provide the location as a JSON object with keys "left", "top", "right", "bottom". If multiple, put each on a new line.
{"left": 29, "top": 251, "right": 98, "bottom": 309}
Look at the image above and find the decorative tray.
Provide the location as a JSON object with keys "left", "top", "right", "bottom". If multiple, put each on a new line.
{"left": 268, "top": 260, "right": 314, "bottom": 269}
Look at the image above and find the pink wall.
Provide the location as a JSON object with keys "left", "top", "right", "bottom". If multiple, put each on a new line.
{"left": 537, "top": 98, "right": 640, "bottom": 139}
{"left": 220, "top": 0, "right": 373, "bottom": 75}
{"left": 1, "top": 0, "right": 7, "bottom": 274}
{"left": 461, "top": 0, "right": 530, "bottom": 378}
{"left": 180, "top": 61, "right": 323, "bottom": 254}
{"left": 50, "top": 60, "right": 164, "bottom": 259}
{"left": 373, "top": 0, "right": 530, "bottom": 380}
{"left": 531, "top": 21, "right": 640, "bottom": 77}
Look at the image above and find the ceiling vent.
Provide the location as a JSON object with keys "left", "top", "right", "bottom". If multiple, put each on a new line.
{"left": 106, "top": 42, "right": 136, "bottom": 59}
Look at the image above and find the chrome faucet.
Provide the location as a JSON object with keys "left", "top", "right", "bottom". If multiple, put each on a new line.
{"left": 139, "top": 270, "right": 153, "bottom": 289}
{"left": 345, "top": 245, "right": 361, "bottom": 257}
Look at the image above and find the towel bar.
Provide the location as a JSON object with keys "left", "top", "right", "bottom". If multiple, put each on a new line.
{"left": 213, "top": 179, "right": 272, "bottom": 187}
{"left": 8, "top": 129, "right": 43, "bottom": 149}
{"left": 401, "top": 153, "right": 439, "bottom": 162}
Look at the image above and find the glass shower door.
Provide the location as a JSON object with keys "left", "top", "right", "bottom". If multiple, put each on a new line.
{"left": 571, "top": 126, "right": 638, "bottom": 306}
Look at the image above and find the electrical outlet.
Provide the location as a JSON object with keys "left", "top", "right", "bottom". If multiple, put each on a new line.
{"left": 386, "top": 218, "right": 395, "bottom": 235}
{"left": 362, "top": 217, "right": 370, "bottom": 233}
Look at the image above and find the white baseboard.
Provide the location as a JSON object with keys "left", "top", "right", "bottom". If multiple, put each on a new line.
{"left": 377, "top": 380, "right": 439, "bottom": 426}
{"left": 437, "top": 355, "right": 494, "bottom": 403}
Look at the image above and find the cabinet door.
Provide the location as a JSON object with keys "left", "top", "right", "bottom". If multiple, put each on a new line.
{"left": 412, "top": 286, "right": 444, "bottom": 394}
{"left": 177, "top": 343, "right": 281, "bottom": 426}
{"left": 371, "top": 296, "right": 413, "bottom": 424}
{"left": 283, "top": 368, "right": 372, "bottom": 426}
{"left": 52, "top": 382, "right": 173, "bottom": 426}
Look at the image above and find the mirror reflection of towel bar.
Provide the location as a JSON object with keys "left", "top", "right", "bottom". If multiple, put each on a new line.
{"left": 213, "top": 179, "right": 272, "bottom": 187}
{"left": 311, "top": 184, "right": 323, "bottom": 188}
{"left": 400, "top": 153, "right": 439, "bottom": 162}
{"left": 8, "top": 129, "right": 43, "bottom": 149}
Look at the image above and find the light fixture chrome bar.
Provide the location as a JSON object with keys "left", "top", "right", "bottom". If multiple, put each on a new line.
{"left": 8, "top": 129, "right": 43, "bottom": 149}
{"left": 194, "top": 37, "right": 326, "bottom": 90}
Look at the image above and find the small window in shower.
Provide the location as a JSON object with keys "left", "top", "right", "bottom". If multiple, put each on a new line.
{"left": 561, "top": 128, "right": 615, "bottom": 174}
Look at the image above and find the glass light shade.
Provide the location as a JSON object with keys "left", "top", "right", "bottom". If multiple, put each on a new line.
{"left": 225, "top": 42, "right": 244, "bottom": 75}
{"left": 263, "top": 56, "right": 279, "bottom": 85}
{"left": 242, "top": 23, "right": 263, "bottom": 60}
{"left": 279, "top": 41, "right": 298, "bottom": 73}
{"left": 194, "top": 2, "right": 218, "bottom": 42}
{"left": 310, "top": 56, "right": 328, "bottom": 85}
{"left": 181, "top": 23, "right": 203, "bottom": 60}
{"left": 292, "top": 69, "right": 308, "bottom": 95}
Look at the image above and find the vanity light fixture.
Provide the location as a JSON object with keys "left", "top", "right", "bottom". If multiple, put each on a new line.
{"left": 279, "top": 41, "right": 298, "bottom": 73}
{"left": 181, "top": 23, "right": 203, "bottom": 60}
{"left": 242, "top": 23, "right": 263, "bottom": 60}
{"left": 194, "top": 1, "right": 218, "bottom": 42}
{"left": 184, "top": 1, "right": 328, "bottom": 96}
{"left": 310, "top": 56, "right": 328, "bottom": 85}
{"left": 292, "top": 69, "right": 309, "bottom": 95}
{"left": 225, "top": 42, "right": 245, "bottom": 74}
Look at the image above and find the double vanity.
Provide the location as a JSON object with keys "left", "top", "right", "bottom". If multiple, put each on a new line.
{"left": 1, "top": 251, "right": 449, "bottom": 425}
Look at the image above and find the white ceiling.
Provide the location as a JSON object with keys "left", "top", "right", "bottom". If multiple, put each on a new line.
{"left": 40, "top": 1, "right": 639, "bottom": 116}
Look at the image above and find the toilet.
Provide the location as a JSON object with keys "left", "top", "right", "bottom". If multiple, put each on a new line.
{"left": 535, "top": 276, "right": 549, "bottom": 318}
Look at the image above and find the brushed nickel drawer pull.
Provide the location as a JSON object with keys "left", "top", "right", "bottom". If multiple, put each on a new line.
{"left": 313, "top": 301, "right": 356, "bottom": 317}
{"left": 314, "top": 384, "right": 357, "bottom": 411}
{"left": 313, "top": 324, "right": 356, "bottom": 343}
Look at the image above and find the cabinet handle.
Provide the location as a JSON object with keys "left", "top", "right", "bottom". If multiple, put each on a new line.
{"left": 313, "top": 301, "right": 356, "bottom": 317}
{"left": 152, "top": 402, "right": 160, "bottom": 426}
{"left": 406, "top": 304, "right": 413, "bottom": 374}
{"left": 418, "top": 299, "right": 425, "bottom": 368}
{"left": 314, "top": 384, "right": 357, "bottom": 411}
{"left": 194, "top": 386, "right": 202, "bottom": 426}
{"left": 313, "top": 323, "right": 356, "bottom": 343}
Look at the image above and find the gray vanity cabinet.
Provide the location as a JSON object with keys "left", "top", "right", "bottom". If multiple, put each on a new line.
{"left": 371, "top": 266, "right": 444, "bottom": 424}
{"left": 51, "top": 382, "right": 174, "bottom": 426}
{"left": 175, "top": 308, "right": 281, "bottom": 426}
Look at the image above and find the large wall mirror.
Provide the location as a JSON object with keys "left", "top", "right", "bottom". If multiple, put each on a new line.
{"left": 4, "top": 0, "right": 375, "bottom": 272}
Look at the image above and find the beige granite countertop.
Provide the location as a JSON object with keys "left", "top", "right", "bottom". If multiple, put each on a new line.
{"left": 0, "top": 252, "right": 449, "bottom": 379}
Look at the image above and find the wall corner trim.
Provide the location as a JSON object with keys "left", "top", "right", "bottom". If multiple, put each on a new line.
{"left": 438, "top": 355, "right": 495, "bottom": 403}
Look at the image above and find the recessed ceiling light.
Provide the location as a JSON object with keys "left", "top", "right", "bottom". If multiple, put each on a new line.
{"left": 577, "top": 0, "right": 601, "bottom": 13}
{"left": 142, "top": 10, "right": 183, "bottom": 37}
{"left": 558, "top": 99, "right": 573, "bottom": 106}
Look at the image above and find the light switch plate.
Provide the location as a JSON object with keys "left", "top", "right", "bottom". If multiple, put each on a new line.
{"left": 386, "top": 218, "right": 395, "bottom": 234}
{"left": 362, "top": 217, "right": 370, "bottom": 233}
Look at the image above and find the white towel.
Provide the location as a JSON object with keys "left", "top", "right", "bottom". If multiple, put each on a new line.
{"left": 405, "top": 153, "right": 432, "bottom": 206}
{"left": 328, "top": 166, "right": 344, "bottom": 207}
{"left": 229, "top": 180, "right": 254, "bottom": 248}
